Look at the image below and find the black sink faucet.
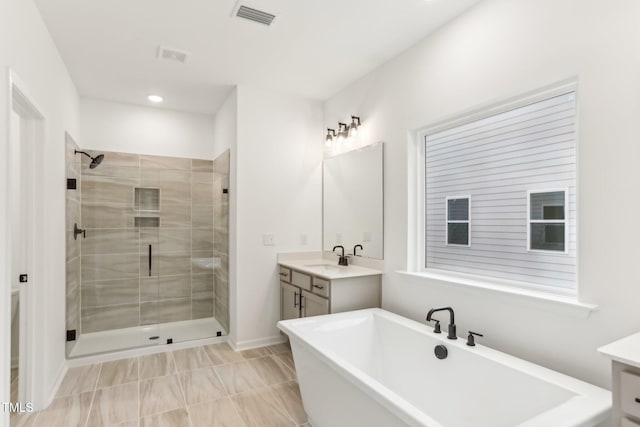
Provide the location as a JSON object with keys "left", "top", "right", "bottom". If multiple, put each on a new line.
{"left": 353, "top": 244, "right": 363, "bottom": 256}
{"left": 332, "top": 245, "right": 349, "bottom": 266}
{"left": 426, "top": 307, "right": 457, "bottom": 340}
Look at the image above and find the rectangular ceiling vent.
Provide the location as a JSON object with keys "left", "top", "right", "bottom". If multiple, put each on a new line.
{"left": 157, "top": 46, "right": 191, "bottom": 64}
{"left": 236, "top": 5, "right": 276, "bottom": 26}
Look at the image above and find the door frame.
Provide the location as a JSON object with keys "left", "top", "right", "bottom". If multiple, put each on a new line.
{"left": 4, "top": 69, "right": 47, "bottom": 416}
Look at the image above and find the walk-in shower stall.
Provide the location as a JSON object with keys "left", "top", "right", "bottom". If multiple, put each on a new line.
{"left": 65, "top": 134, "right": 230, "bottom": 357}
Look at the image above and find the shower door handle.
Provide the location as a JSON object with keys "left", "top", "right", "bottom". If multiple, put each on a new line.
{"left": 148, "top": 244, "right": 152, "bottom": 277}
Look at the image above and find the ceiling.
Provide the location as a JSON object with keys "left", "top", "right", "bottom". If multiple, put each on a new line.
{"left": 35, "top": 0, "right": 480, "bottom": 115}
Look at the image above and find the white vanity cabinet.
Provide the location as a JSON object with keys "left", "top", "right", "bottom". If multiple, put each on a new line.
{"left": 278, "top": 263, "right": 381, "bottom": 320}
{"left": 599, "top": 332, "right": 640, "bottom": 426}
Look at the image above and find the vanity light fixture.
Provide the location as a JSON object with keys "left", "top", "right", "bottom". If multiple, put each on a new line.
{"left": 337, "top": 122, "right": 349, "bottom": 141}
{"left": 325, "top": 128, "right": 337, "bottom": 145}
{"left": 348, "top": 116, "right": 361, "bottom": 137}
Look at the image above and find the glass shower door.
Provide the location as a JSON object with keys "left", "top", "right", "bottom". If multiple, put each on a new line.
{"left": 137, "top": 166, "right": 161, "bottom": 347}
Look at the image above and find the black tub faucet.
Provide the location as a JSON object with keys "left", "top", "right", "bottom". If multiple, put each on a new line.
{"left": 353, "top": 244, "right": 363, "bottom": 256}
{"left": 426, "top": 307, "right": 457, "bottom": 340}
{"left": 333, "top": 245, "right": 349, "bottom": 266}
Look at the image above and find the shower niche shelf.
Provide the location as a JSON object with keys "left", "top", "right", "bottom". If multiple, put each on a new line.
{"left": 134, "top": 187, "right": 160, "bottom": 212}
{"left": 134, "top": 187, "right": 160, "bottom": 227}
{"left": 134, "top": 216, "right": 160, "bottom": 228}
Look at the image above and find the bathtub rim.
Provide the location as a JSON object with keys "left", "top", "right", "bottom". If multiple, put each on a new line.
{"left": 278, "top": 308, "right": 611, "bottom": 427}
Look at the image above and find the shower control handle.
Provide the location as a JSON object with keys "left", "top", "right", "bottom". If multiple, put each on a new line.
{"left": 73, "top": 223, "right": 86, "bottom": 240}
{"left": 148, "top": 245, "right": 152, "bottom": 277}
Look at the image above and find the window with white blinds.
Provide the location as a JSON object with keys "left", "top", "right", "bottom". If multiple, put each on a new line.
{"left": 424, "top": 90, "right": 577, "bottom": 291}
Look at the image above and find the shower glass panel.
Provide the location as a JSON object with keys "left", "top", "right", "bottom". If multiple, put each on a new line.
{"left": 66, "top": 149, "right": 230, "bottom": 358}
{"left": 67, "top": 151, "right": 161, "bottom": 357}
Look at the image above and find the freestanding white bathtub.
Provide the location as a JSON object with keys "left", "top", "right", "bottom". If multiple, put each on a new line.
{"left": 278, "top": 308, "right": 611, "bottom": 427}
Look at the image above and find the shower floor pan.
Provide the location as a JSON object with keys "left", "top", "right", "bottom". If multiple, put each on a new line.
{"left": 69, "top": 317, "right": 226, "bottom": 358}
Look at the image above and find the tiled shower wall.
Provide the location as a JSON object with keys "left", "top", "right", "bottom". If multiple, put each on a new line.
{"left": 65, "top": 133, "right": 81, "bottom": 354}
{"left": 213, "top": 151, "right": 230, "bottom": 332}
{"left": 74, "top": 150, "right": 229, "bottom": 334}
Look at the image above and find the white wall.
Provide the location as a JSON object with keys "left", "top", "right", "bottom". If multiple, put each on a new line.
{"left": 80, "top": 98, "right": 215, "bottom": 159}
{"left": 0, "top": 0, "right": 80, "bottom": 417}
{"left": 324, "top": 0, "right": 640, "bottom": 389}
{"left": 232, "top": 86, "right": 323, "bottom": 348}
{"left": 212, "top": 89, "right": 239, "bottom": 343}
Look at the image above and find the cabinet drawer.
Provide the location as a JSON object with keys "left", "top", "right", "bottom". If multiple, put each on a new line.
{"left": 311, "top": 277, "right": 330, "bottom": 298}
{"left": 623, "top": 419, "right": 640, "bottom": 427}
{"left": 279, "top": 267, "right": 291, "bottom": 283}
{"left": 621, "top": 371, "right": 640, "bottom": 418}
{"left": 291, "top": 271, "right": 311, "bottom": 291}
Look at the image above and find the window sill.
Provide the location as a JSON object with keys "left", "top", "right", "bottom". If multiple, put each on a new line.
{"left": 396, "top": 269, "right": 597, "bottom": 319}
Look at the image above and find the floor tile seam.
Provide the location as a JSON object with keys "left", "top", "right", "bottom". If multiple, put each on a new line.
{"left": 171, "top": 351, "right": 194, "bottom": 427}
{"left": 230, "top": 386, "right": 297, "bottom": 427}
{"left": 84, "top": 362, "right": 103, "bottom": 427}
{"left": 265, "top": 382, "right": 308, "bottom": 425}
{"left": 249, "top": 354, "right": 296, "bottom": 384}
{"left": 202, "top": 346, "right": 233, "bottom": 398}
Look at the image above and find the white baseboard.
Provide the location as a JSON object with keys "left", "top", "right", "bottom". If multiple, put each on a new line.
{"left": 229, "top": 334, "right": 287, "bottom": 351}
{"left": 43, "top": 362, "right": 68, "bottom": 410}
{"left": 67, "top": 335, "right": 228, "bottom": 368}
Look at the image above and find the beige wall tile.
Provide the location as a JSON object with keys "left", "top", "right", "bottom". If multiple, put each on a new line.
{"left": 140, "top": 275, "right": 191, "bottom": 302}
{"left": 82, "top": 229, "right": 140, "bottom": 255}
{"left": 140, "top": 298, "right": 191, "bottom": 325}
{"left": 82, "top": 175, "right": 138, "bottom": 206}
{"left": 81, "top": 278, "right": 140, "bottom": 308}
{"left": 81, "top": 304, "right": 140, "bottom": 333}
{"left": 192, "top": 298, "right": 214, "bottom": 320}
{"left": 192, "top": 204, "right": 213, "bottom": 228}
{"left": 192, "top": 159, "right": 213, "bottom": 172}
{"left": 82, "top": 254, "right": 139, "bottom": 281}
{"left": 141, "top": 155, "right": 191, "bottom": 170}
{"left": 82, "top": 202, "right": 135, "bottom": 229}
{"left": 192, "top": 171, "right": 213, "bottom": 184}
{"left": 192, "top": 182, "right": 213, "bottom": 204}
{"left": 192, "top": 228, "right": 214, "bottom": 252}
{"left": 160, "top": 203, "right": 191, "bottom": 228}
{"left": 66, "top": 197, "right": 80, "bottom": 230}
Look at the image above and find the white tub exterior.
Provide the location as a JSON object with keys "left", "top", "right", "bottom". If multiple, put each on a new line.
{"left": 278, "top": 308, "right": 610, "bottom": 427}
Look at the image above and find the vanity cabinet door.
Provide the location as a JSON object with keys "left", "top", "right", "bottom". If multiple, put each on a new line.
{"left": 301, "top": 290, "right": 329, "bottom": 318}
{"left": 281, "top": 282, "right": 301, "bottom": 320}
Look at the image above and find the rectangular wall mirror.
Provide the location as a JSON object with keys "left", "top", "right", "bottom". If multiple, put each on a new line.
{"left": 323, "top": 142, "right": 384, "bottom": 260}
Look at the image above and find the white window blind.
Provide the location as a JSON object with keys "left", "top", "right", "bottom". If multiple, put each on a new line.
{"left": 425, "top": 91, "right": 577, "bottom": 290}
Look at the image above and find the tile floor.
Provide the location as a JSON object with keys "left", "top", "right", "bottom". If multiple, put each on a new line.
{"left": 11, "top": 342, "right": 309, "bottom": 427}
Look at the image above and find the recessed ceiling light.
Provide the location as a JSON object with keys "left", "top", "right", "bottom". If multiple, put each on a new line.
{"left": 147, "top": 94, "right": 163, "bottom": 103}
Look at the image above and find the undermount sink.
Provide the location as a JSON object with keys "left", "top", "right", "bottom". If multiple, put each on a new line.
{"left": 304, "top": 263, "right": 345, "bottom": 270}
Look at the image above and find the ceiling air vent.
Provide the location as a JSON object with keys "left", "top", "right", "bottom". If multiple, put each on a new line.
{"left": 157, "top": 46, "right": 190, "bottom": 64}
{"left": 236, "top": 5, "right": 276, "bottom": 26}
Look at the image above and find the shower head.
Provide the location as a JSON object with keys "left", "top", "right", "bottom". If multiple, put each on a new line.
{"left": 90, "top": 154, "right": 104, "bottom": 169}
{"left": 74, "top": 150, "right": 105, "bottom": 169}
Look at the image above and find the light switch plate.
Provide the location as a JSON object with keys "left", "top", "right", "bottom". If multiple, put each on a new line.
{"left": 263, "top": 233, "right": 276, "bottom": 246}
{"left": 300, "top": 233, "right": 308, "bottom": 245}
